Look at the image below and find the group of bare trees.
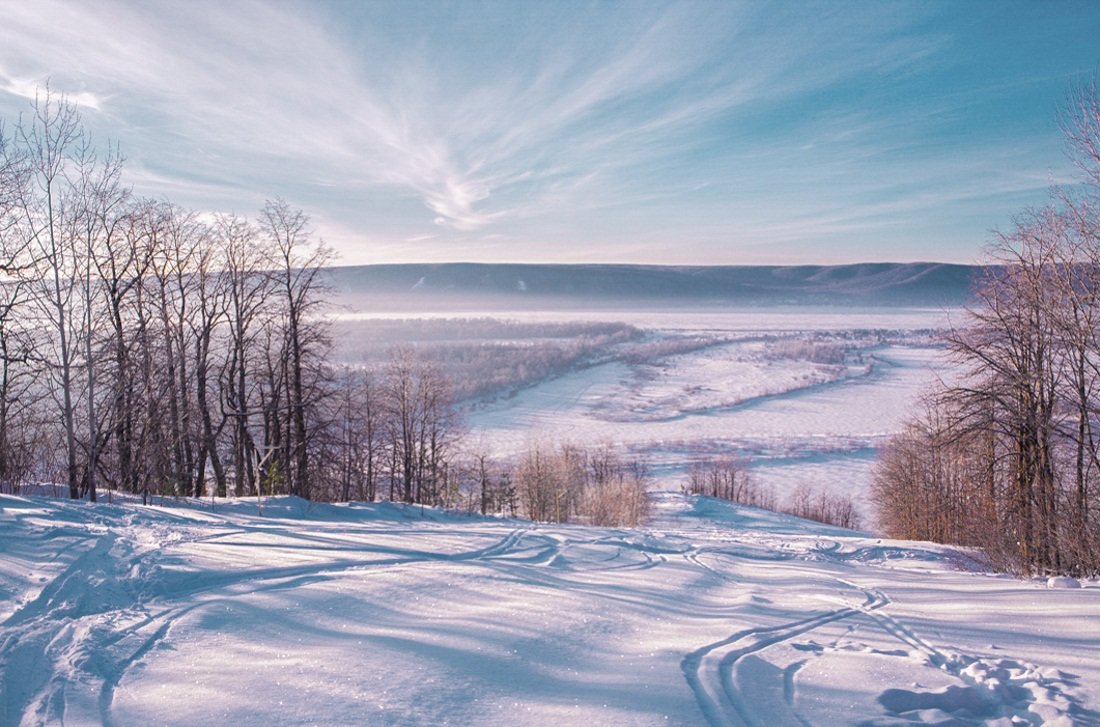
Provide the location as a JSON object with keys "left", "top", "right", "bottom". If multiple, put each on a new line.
{"left": 685, "top": 458, "right": 862, "bottom": 529}
{"left": 873, "top": 81, "right": 1100, "bottom": 575}
{"left": 327, "top": 355, "right": 460, "bottom": 505}
{"left": 0, "top": 89, "right": 481, "bottom": 511}
{"left": 0, "top": 90, "right": 342, "bottom": 503}
{"left": 686, "top": 458, "right": 775, "bottom": 509}
{"left": 0, "top": 89, "right": 650, "bottom": 527}
{"left": 512, "top": 444, "right": 650, "bottom": 526}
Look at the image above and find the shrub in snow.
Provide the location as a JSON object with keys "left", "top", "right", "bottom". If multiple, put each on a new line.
{"left": 514, "top": 443, "right": 650, "bottom": 527}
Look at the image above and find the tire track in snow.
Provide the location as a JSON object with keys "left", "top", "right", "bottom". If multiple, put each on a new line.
{"left": 94, "top": 526, "right": 551, "bottom": 725}
{"left": 681, "top": 583, "right": 888, "bottom": 727}
{"left": 0, "top": 527, "right": 159, "bottom": 727}
{"left": 2, "top": 523, "right": 537, "bottom": 727}
{"left": 686, "top": 570, "right": 1092, "bottom": 727}
{"left": 683, "top": 549, "right": 738, "bottom": 585}
{"left": 96, "top": 606, "right": 192, "bottom": 727}
{"left": 839, "top": 583, "right": 1092, "bottom": 725}
{"left": 3, "top": 535, "right": 119, "bottom": 628}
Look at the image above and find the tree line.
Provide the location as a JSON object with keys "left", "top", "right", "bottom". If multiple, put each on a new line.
{"left": 873, "top": 81, "right": 1100, "bottom": 576}
{"left": 0, "top": 88, "right": 459, "bottom": 506}
{"left": 0, "top": 88, "right": 655, "bottom": 529}
{"left": 331, "top": 317, "right": 641, "bottom": 403}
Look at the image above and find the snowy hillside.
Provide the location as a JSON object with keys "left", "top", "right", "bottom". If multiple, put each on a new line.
{"left": 1, "top": 492, "right": 1095, "bottom": 726}
{"left": 329, "top": 262, "right": 979, "bottom": 312}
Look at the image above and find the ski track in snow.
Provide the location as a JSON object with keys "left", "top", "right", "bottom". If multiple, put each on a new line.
{"left": 0, "top": 507, "right": 538, "bottom": 727}
{"left": 1, "top": 493, "right": 1097, "bottom": 726}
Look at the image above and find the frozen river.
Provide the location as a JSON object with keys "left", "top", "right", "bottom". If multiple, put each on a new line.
{"left": 463, "top": 307, "right": 956, "bottom": 523}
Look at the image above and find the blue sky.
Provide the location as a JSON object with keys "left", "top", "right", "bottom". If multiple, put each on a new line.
{"left": 1, "top": 1, "right": 1097, "bottom": 266}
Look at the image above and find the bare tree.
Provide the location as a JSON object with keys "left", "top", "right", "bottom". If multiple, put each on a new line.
{"left": 0, "top": 122, "right": 41, "bottom": 490}
{"left": 1062, "top": 76, "right": 1100, "bottom": 189}
{"left": 950, "top": 217, "right": 1064, "bottom": 570}
{"left": 10, "top": 88, "right": 90, "bottom": 499}
{"left": 260, "top": 199, "right": 333, "bottom": 499}
{"left": 94, "top": 199, "right": 157, "bottom": 495}
{"left": 71, "top": 134, "right": 130, "bottom": 503}
{"left": 216, "top": 213, "right": 272, "bottom": 496}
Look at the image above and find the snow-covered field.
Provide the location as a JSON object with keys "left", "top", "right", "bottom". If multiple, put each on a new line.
{"left": 1, "top": 493, "right": 1096, "bottom": 726}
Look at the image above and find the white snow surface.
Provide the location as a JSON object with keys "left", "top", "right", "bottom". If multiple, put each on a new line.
{"left": 466, "top": 324, "right": 950, "bottom": 519}
{"left": 2, "top": 493, "right": 1097, "bottom": 726}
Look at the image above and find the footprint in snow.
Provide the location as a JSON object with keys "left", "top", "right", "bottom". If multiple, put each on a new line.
{"left": 858, "top": 655, "right": 1088, "bottom": 726}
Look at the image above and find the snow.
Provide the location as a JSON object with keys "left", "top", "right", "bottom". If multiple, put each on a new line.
{"left": 469, "top": 344, "right": 940, "bottom": 451}
{"left": 3, "top": 306, "right": 1097, "bottom": 725}
{"left": 468, "top": 336, "right": 950, "bottom": 519}
{"left": 1048, "top": 576, "right": 1082, "bottom": 589}
{"left": 2, "top": 492, "right": 1097, "bottom": 726}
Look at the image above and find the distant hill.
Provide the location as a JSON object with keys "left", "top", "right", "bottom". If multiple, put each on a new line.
{"left": 328, "top": 262, "right": 980, "bottom": 311}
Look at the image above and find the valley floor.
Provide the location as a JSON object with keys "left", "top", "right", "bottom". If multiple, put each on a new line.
{"left": 1, "top": 493, "right": 1096, "bottom": 726}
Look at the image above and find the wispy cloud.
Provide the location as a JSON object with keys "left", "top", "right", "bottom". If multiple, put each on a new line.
{"left": 0, "top": 0, "right": 1091, "bottom": 264}
{"left": 0, "top": 73, "right": 102, "bottom": 111}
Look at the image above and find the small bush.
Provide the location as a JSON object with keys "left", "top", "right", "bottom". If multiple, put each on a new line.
{"left": 513, "top": 444, "right": 650, "bottom": 527}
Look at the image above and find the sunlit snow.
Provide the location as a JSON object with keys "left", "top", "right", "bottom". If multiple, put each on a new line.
{"left": 1, "top": 493, "right": 1095, "bottom": 726}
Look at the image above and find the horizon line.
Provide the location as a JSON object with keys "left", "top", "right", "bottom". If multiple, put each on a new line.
{"left": 324, "top": 259, "right": 978, "bottom": 270}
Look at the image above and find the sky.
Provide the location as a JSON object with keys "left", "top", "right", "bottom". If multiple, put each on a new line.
{"left": 1, "top": 1, "right": 1098, "bottom": 267}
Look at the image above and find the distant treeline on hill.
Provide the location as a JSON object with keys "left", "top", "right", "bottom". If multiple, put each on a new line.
{"left": 328, "top": 261, "right": 980, "bottom": 310}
